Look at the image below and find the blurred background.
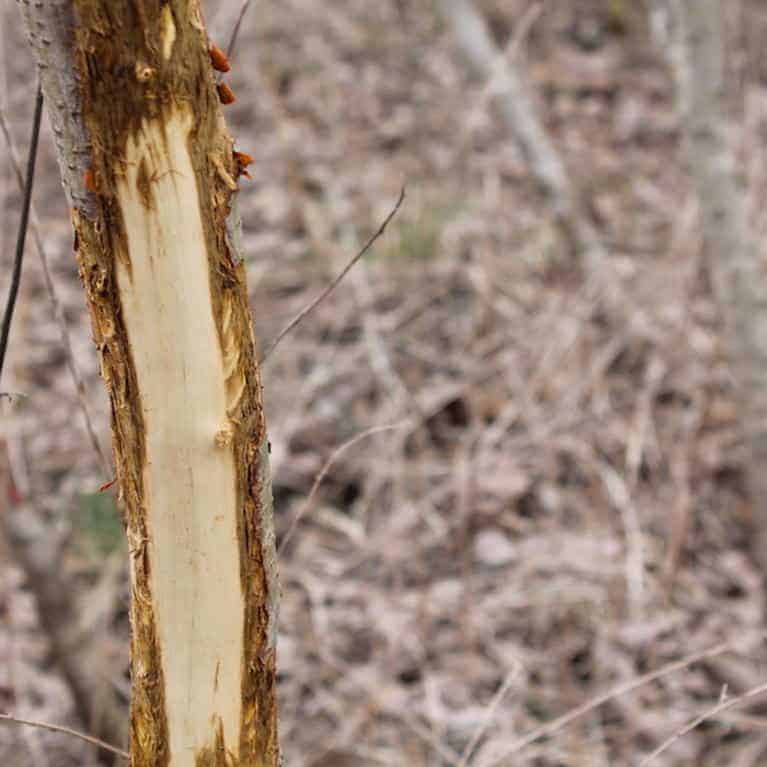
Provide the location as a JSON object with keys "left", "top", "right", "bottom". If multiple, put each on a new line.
{"left": 3, "top": 0, "right": 767, "bottom": 765}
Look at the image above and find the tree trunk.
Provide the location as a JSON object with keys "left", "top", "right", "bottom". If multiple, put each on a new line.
{"left": 17, "top": 2, "right": 280, "bottom": 765}
{"left": 437, "top": 0, "right": 607, "bottom": 268}
{"left": 661, "top": 0, "right": 767, "bottom": 577}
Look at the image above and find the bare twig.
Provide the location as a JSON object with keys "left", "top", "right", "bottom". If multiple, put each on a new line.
{"left": 458, "top": 1, "right": 543, "bottom": 154}
{"left": 438, "top": 0, "right": 606, "bottom": 267}
{"left": 278, "top": 422, "right": 408, "bottom": 555}
{"left": 0, "top": 713, "right": 129, "bottom": 760}
{"left": 479, "top": 636, "right": 762, "bottom": 767}
{"left": 332, "top": 197, "right": 420, "bottom": 416}
{"left": 639, "top": 680, "right": 767, "bottom": 766}
{"left": 261, "top": 187, "right": 406, "bottom": 363}
{"left": 625, "top": 355, "right": 666, "bottom": 490}
{"left": 457, "top": 665, "right": 519, "bottom": 767}
{"left": 0, "top": 84, "right": 42, "bottom": 388}
{"left": 3, "top": 425, "right": 127, "bottom": 755}
{"left": 226, "top": 0, "right": 252, "bottom": 60}
{"left": 597, "top": 459, "right": 646, "bottom": 620}
{"left": 312, "top": 646, "right": 465, "bottom": 767}
{"left": 0, "top": 104, "right": 110, "bottom": 476}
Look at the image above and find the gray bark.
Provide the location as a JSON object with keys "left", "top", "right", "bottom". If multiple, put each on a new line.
{"left": 438, "top": 0, "right": 607, "bottom": 267}
{"left": 16, "top": 0, "right": 93, "bottom": 216}
{"left": 17, "top": 2, "right": 280, "bottom": 764}
{"left": 664, "top": 0, "right": 767, "bottom": 573}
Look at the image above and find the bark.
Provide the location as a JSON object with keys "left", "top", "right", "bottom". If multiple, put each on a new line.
{"left": 17, "top": 2, "right": 279, "bottom": 765}
{"left": 437, "top": 0, "right": 607, "bottom": 267}
{"left": 663, "top": 0, "right": 767, "bottom": 574}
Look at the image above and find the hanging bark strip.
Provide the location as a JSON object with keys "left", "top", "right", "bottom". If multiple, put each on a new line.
{"left": 17, "top": 2, "right": 279, "bottom": 766}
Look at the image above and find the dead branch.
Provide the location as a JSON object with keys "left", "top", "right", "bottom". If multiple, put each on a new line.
{"left": 660, "top": 0, "right": 767, "bottom": 575}
{"left": 0, "top": 86, "right": 42, "bottom": 389}
{"left": 0, "top": 713, "right": 128, "bottom": 761}
{"left": 261, "top": 187, "right": 405, "bottom": 363}
{"left": 2, "top": 499, "right": 128, "bottom": 757}
{"left": 639, "top": 681, "right": 767, "bottom": 765}
{"left": 226, "top": 0, "right": 252, "bottom": 59}
{"left": 0, "top": 104, "right": 110, "bottom": 476}
{"left": 278, "top": 421, "right": 408, "bottom": 555}
{"left": 457, "top": 666, "right": 519, "bottom": 767}
{"left": 437, "top": 0, "right": 606, "bottom": 267}
{"left": 479, "top": 634, "right": 763, "bottom": 767}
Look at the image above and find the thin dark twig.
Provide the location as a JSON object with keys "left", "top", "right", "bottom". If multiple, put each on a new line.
{"left": 261, "top": 187, "right": 406, "bottom": 364}
{"left": 0, "top": 713, "right": 129, "bottom": 760}
{"left": 278, "top": 422, "right": 407, "bottom": 555}
{"left": 0, "top": 83, "right": 43, "bottom": 388}
{"left": 0, "top": 102, "right": 110, "bottom": 476}
{"left": 226, "top": 0, "right": 252, "bottom": 60}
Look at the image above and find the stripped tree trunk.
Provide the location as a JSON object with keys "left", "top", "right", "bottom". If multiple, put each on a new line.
{"left": 17, "top": 2, "right": 280, "bottom": 765}
{"left": 661, "top": 0, "right": 767, "bottom": 575}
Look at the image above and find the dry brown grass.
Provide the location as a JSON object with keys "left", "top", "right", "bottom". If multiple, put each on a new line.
{"left": 3, "top": 1, "right": 767, "bottom": 765}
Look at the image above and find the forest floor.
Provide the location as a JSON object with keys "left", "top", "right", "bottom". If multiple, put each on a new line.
{"left": 3, "top": 1, "right": 767, "bottom": 765}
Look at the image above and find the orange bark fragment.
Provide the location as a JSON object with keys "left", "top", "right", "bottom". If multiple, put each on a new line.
{"left": 84, "top": 168, "right": 98, "bottom": 193}
{"left": 209, "top": 42, "right": 231, "bottom": 73}
{"left": 217, "top": 82, "right": 236, "bottom": 105}
{"left": 233, "top": 150, "right": 253, "bottom": 179}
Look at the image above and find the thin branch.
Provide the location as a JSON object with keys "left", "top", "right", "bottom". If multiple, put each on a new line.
{"left": 639, "top": 680, "right": 767, "bottom": 766}
{"left": 457, "top": 665, "right": 519, "bottom": 767}
{"left": 278, "top": 422, "right": 408, "bottom": 555}
{"left": 0, "top": 84, "right": 43, "bottom": 388}
{"left": 458, "top": 1, "right": 543, "bottom": 155}
{"left": 479, "top": 636, "right": 763, "bottom": 767}
{"left": 261, "top": 187, "right": 405, "bottom": 363}
{"left": 597, "top": 459, "right": 646, "bottom": 620}
{"left": 0, "top": 103, "right": 110, "bottom": 476}
{"left": 0, "top": 712, "right": 129, "bottom": 760}
{"left": 438, "top": 0, "right": 607, "bottom": 268}
{"left": 226, "top": 0, "right": 252, "bottom": 60}
{"left": 317, "top": 651, "right": 465, "bottom": 767}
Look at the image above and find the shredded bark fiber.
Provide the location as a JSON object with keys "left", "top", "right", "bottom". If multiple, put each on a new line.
{"left": 19, "top": 1, "right": 280, "bottom": 764}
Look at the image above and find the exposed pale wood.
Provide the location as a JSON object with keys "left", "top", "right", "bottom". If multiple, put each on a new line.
{"left": 17, "top": 1, "right": 280, "bottom": 764}
{"left": 117, "top": 105, "right": 246, "bottom": 763}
